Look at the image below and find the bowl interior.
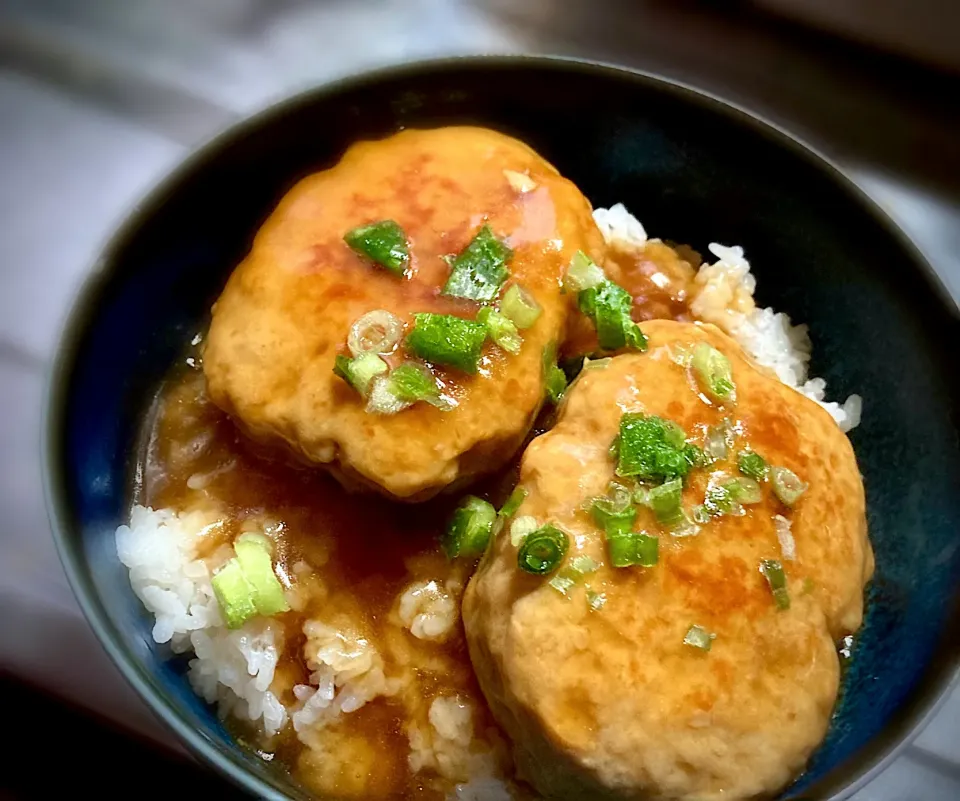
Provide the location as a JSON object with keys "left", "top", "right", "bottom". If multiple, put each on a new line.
{"left": 47, "top": 58, "right": 960, "bottom": 800}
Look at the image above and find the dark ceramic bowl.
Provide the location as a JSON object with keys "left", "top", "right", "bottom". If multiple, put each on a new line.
{"left": 44, "top": 56, "right": 959, "bottom": 800}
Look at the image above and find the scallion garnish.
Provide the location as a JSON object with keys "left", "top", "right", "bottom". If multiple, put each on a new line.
{"left": 577, "top": 280, "right": 648, "bottom": 352}
{"left": 348, "top": 310, "right": 405, "bottom": 357}
{"left": 702, "top": 473, "right": 761, "bottom": 517}
{"left": 517, "top": 525, "right": 569, "bottom": 576}
{"left": 477, "top": 306, "right": 522, "bottom": 355}
{"left": 771, "top": 466, "right": 807, "bottom": 506}
{"left": 607, "top": 531, "right": 658, "bottom": 568}
{"left": 385, "top": 362, "right": 451, "bottom": 410}
{"left": 691, "top": 343, "right": 736, "bottom": 403}
{"left": 570, "top": 555, "right": 599, "bottom": 574}
{"left": 334, "top": 352, "right": 388, "bottom": 397}
{"left": 442, "top": 224, "right": 512, "bottom": 302}
{"left": 500, "top": 284, "right": 542, "bottom": 329}
{"left": 542, "top": 343, "right": 567, "bottom": 404}
{"left": 443, "top": 496, "right": 496, "bottom": 560}
{"left": 683, "top": 624, "right": 716, "bottom": 652}
{"left": 614, "top": 414, "right": 700, "bottom": 482}
{"left": 547, "top": 554, "right": 599, "bottom": 597}
{"left": 647, "top": 477, "right": 685, "bottom": 527}
{"left": 738, "top": 450, "right": 768, "bottom": 481}
{"left": 510, "top": 515, "right": 539, "bottom": 546}
{"left": 406, "top": 312, "right": 487, "bottom": 373}
{"left": 759, "top": 558, "right": 790, "bottom": 610}
{"left": 586, "top": 589, "right": 607, "bottom": 611}
{"left": 703, "top": 423, "right": 732, "bottom": 463}
{"left": 344, "top": 220, "right": 409, "bottom": 276}
{"left": 564, "top": 250, "right": 606, "bottom": 293}
{"left": 498, "top": 487, "right": 527, "bottom": 521}
{"left": 591, "top": 492, "right": 637, "bottom": 538}
{"left": 212, "top": 535, "right": 289, "bottom": 630}
{"left": 548, "top": 573, "right": 576, "bottom": 596}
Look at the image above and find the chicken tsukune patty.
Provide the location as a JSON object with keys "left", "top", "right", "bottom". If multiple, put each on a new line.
{"left": 463, "top": 319, "right": 872, "bottom": 800}
{"left": 203, "top": 126, "right": 605, "bottom": 500}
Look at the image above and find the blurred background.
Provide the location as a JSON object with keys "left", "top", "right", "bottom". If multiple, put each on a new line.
{"left": 0, "top": 0, "right": 957, "bottom": 797}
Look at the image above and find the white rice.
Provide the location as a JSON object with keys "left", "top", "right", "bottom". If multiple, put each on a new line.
{"left": 594, "top": 204, "right": 862, "bottom": 432}
{"left": 407, "top": 695, "right": 501, "bottom": 784}
{"left": 116, "top": 505, "right": 288, "bottom": 735}
{"left": 398, "top": 579, "right": 459, "bottom": 641}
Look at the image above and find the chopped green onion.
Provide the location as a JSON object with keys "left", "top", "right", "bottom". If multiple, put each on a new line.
{"left": 498, "top": 487, "right": 527, "bottom": 521}
{"left": 548, "top": 573, "right": 576, "bottom": 596}
{"left": 334, "top": 352, "right": 388, "bottom": 396}
{"left": 738, "top": 450, "right": 768, "bottom": 481}
{"left": 683, "top": 624, "right": 716, "bottom": 652}
{"left": 648, "top": 477, "right": 685, "bottom": 527}
{"left": 501, "top": 284, "right": 542, "bottom": 329}
{"left": 542, "top": 343, "right": 567, "bottom": 404}
{"left": 614, "top": 414, "right": 700, "bottom": 482}
{"left": 443, "top": 496, "right": 496, "bottom": 560}
{"left": 510, "top": 515, "right": 539, "bottom": 546}
{"left": 348, "top": 309, "right": 405, "bottom": 356}
{"left": 344, "top": 220, "right": 409, "bottom": 276}
{"left": 760, "top": 558, "right": 790, "bottom": 610}
{"left": 477, "top": 307, "right": 522, "bottom": 355}
{"left": 564, "top": 250, "right": 606, "bottom": 293}
{"left": 691, "top": 343, "right": 736, "bottom": 403}
{"left": 702, "top": 472, "right": 762, "bottom": 517}
{"left": 607, "top": 531, "right": 658, "bottom": 568}
{"left": 590, "top": 484, "right": 637, "bottom": 537}
{"left": 443, "top": 224, "right": 512, "bottom": 302}
{"left": 586, "top": 589, "right": 607, "bottom": 611}
{"left": 406, "top": 312, "right": 487, "bottom": 373}
{"left": 366, "top": 374, "right": 411, "bottom": 415}
{"left": 727, "top": 477, "right": 763, "bottom": 505}
{"left": 703, "top": 423, "right": 732, "bottom": 463}
{"left": 234, "top": 534, "right": 290, "bottom": 617}
{"left": 212, "top": 560, "right": 257, "bottom": 630}
{"left": 548, "top": 554, "right": 599, "bottom": 596}
{"left": 517, "top": 525, "right": 569, "bottom": 575}
{"left": 384, "top": 362, "right": 452, "bottom": 410}
{"left": 570, "top": 555, "right": 599, "bottom": 574}
{"left": 584, "top": 357, "right": 612, "bottom": 371}
{"left": 771, "top": 466, "right": 808, "bottom": 506}
{"left": 578, "top": 280, "right": 647, "bottom": 351}
{"left": 692, "top": 504, "right": 712, "bottom": 525}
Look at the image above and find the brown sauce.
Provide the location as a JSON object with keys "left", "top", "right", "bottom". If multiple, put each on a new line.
{"left": 138, "top": 238, "right": 698, "bottom": 798}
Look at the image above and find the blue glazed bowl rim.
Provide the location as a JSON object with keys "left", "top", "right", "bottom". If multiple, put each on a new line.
{"left": 42, "top": 54, "right": 960, "bottom": 800}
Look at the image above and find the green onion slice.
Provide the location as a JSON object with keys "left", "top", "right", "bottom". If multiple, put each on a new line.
{"left": 683, "top": 624, "right": 716, "bottom": 652}
{"left": 366, "top": 374, "right": 412, "bottom": 415}
{"left": 771, "top": 466, "right": 808, "bottom": 506}
{"left": 648, "top": 477, "right": 685, "bottom": 527}
{"left": 234, "top": 533, "right": 290, "bottom": 617}
{"left": 478, "top": 306, "right": 522, "bottom": 355}
{"left": 615, "top": 414, "right": 700, "bottom": 482}
{"left": 548, "top": 555, "right": 599, "bottom": 597}
{"left": 348, "top": 310, "right": 405, "bottom": 357}
{"left": 591, "top": 491, "right": 637, "bottom": 538}
{"left": 334, "top": 352, "right": 388, "bottom": 397}
{"left": 501, "top": 284, "right": 542, "bottom": 329}
{"left": 704, "top": 422, "right": 733, "bottom": 463}
{"left": 517, "top": 525, "right": 569, "bottom": 576}
{"left": 738, "top": 450, "right": 768, "bottom": 481}
{"left": 211, "top": 560, "right": 257, "bottom": 630}
{"left": 498, "top": 487, "right": 528, "bottom": 521}
{"left": 406, "top": 312, "right": 487, "bottom": 373}
{"left": 510, "top": 515, "right": 539, "bottom": 546}
{"left": 384, "top": 362, "right": 453, "bottom": 410}
{"left": 564, "top": 250, "right": 607, "bottom": 293}
{"left": 586, "top": 589, "right": 607, "bottom": 611}
{"left": 443, "top": 224, "right": 512, "bottom": 302}
{"left": 691, "top": 343, "right": 736, "bottom": 403}
{"left": 542, "top": 343, "right": 567, "bottom": 404}
{"left": 443, "top": 496, "right": 496, "bottom": 560}
{"left": 570, "top": 555, "right": 599, "bottom": 574}
{"left": 578, "top": 280, "right": 648, "bottom": 352}
{"left": 760, "top": 558, "right": 790, "bottom": 610}
{"left": 548, "top": 573, "right": 576, "bottom": 596}
{"left": 607, "top": 531, "right": 658, "bottom": 568}
{"left": 344, "top": 220, "right": 409, "bottom": 276}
